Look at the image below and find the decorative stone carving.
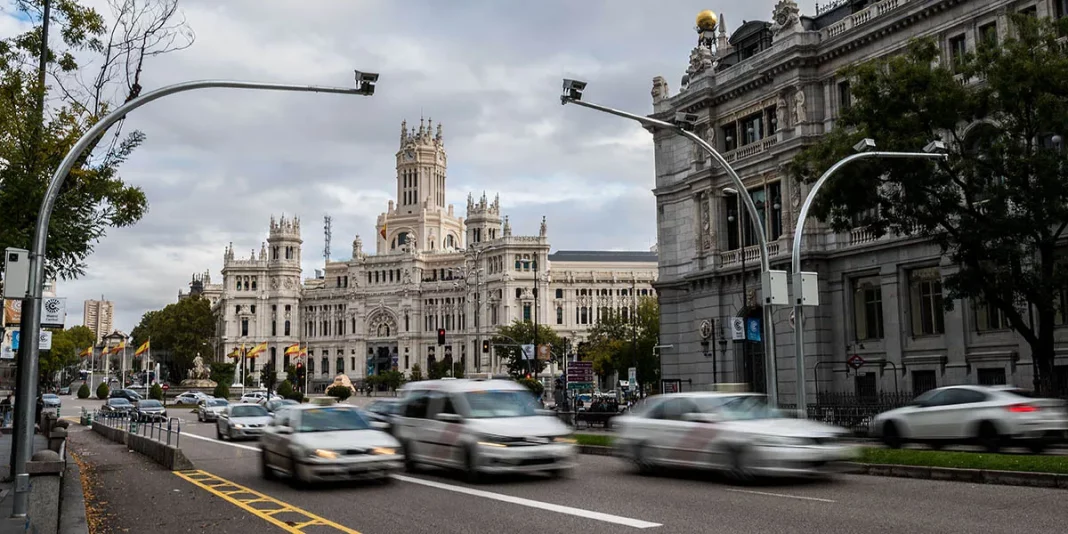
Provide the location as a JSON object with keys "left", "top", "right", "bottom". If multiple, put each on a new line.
{"left": 403, "top": 268, "right": 413, "bottom": 285}
{"left": 770, "top": 0, "right": 801, "bottom": 37}
{"left": 651, "top": 76, "right": 669, "bottom": 104}
{"left": 793, "top": 89, "right": 806, "bottom": 125}
{"left": 271, "top": 277, "right": 279, "bottom": 290}
{"left": 181, "top": 355, "right": 216, "bottom": 387}
{"left": 352, "top": 235, "right": 363, "bottom": 258}
{"left": 776, "top": 96, "right": 788, "bottom": 129}
{"left": 791, "top": 180, "right": 802, "bottom": 208}
{"left": 284, "top": 277, "right": 293, "bottom": 289}
{"left": 539, "top": 216, "right": 547, "bottom": 237}
{"left": 368, "top": 311, "right": 397, "bottom": 338}
{"left": 687, "top": 45, "right": 715, "bottom": 77}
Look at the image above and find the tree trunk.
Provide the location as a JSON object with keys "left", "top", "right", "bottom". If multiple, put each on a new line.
{"left": 1034, "top": 307, "right": 1057, "bottom": 396}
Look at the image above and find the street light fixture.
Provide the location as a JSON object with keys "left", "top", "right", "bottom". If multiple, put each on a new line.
{"left": 8, "top": 73, "right": 381, "bottom": 518}
{"left": 562, "top": 78, "right": 786, "bottom": 405}
{"left": 790, "top": 140, "right": 949, "bottom": 418}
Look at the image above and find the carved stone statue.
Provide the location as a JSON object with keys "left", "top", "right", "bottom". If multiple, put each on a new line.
{"left": 794, "top": 89, "right": 807, "bottom": 125}
{"left": 770, "top": 0, "right": 802, "bottom": 37}
{"left": 651, "top": 76, "right": 669, "bottom": 104}
{"left": 180, "top": 354, "right": 217, "bottom": 387}
{"left": 776, "top": 96, "right": 788, "bottom": 129}
{"left": 687, "top": 45, "right": 715, "bottom": 77}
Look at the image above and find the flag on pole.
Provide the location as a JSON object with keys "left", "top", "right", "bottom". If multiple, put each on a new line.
{"left": 246, "top": 342, "right": 267, "bottom": 359}
{"left": 284, "top": 343, "right": 300, "bottom": 356}
{"left": 113, "top": 340, "right": 126, "bottom": 351}
{"left": 379, "top": 221, "right": 387, "bottom": 241}
{"left": 134, "top": 340, "right": 150, "bottom": 357}
{"left": 227, "top": 345, "right": 242, "bottom": 359}
{"left": 101, "top": 346, "right": 111, "bottom": 356}
{"left": 79, "top": 346, "right": 91, "bottom": 358}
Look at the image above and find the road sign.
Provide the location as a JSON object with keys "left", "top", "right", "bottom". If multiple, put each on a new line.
{"left": 628, "top": 367, "right": 636, "bottom": 385}
{"left": 847, "top": 354, "right": 865, "bottom": 370}
{"left": 161, "top": 384, "right": 170, "bottom": 391}
{"left": 566, "top": 361, "right": 593, "bottom": 382}
{"left": 567, "top": 382, "right": 593, "bottom": 390}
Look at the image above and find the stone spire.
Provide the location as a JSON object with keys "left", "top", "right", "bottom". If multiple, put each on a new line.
{"left": 352, "top": 235, "right": 363, "bottom": 258}
{"left": 260, "top": 242, "right": 267, "bottom": 260}
{"left": 539, "top": 216, "right": 547, "bottom": 237}
{"left": 436, "top": 122, "right": 443, "bottom": 143}
{"left": 503, "top": 216, "right": 512, "bottom": 237}
{"left": 717, "top": 14, "right": 730, "bottom": 52}
{"left": 400, "top": 119, "right": 407, "bottom": 145}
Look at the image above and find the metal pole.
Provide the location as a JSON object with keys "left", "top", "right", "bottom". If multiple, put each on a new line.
{"left": 631, "top": 278, "right": 638, "bottom": 396}
{"left": 12, "top": 80, "right": 374, "bottom": 515}
{"left": 534, "top": 257, "right": 539, "bottom": 380}
{"left": 791, "top": 150, "right": 946, "bottom": 418}
{"left": 562, "top": 97, "right": 779, "bottom": 406}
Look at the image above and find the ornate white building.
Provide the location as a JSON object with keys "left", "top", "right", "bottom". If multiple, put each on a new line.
{"left": 207, "top": 118, "right": 658, "bottom": 389}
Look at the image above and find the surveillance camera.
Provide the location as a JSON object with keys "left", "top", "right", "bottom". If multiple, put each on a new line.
{"left": 674, "top": 112, "right": 699, "bottom": 125}
{"left": 923, "top": 140, "right": 947, "bottom": 154}
{"left": 561, "top": 79, "right": 587, "bottom": 101}
{"left": 354, "top": 71, "right": 379, "bottom": 83}
{"left": 853, "top": 138, "right": 876, "bottom": 153}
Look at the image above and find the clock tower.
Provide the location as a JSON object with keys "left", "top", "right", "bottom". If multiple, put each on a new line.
{"left": 375, "top": 117, "right": 464, "bottom": 254}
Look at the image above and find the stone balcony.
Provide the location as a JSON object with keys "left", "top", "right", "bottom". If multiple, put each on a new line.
{"left": 720, "top": 239, "right": 785, "bottom": 268}
{"left": 822, "top": 0, "right": 915, "bottom": 41}
{"left": 723, "top": 137, "right": 779, "bottom": 165}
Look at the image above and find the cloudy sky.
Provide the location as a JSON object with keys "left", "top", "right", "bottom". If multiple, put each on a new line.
{"left": 2, "top": 0, "right": 818, "bottom": 332}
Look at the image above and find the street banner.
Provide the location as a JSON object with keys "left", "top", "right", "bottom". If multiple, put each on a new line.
{"left": 4, "top": 300, "right": 20, "bottom": 325}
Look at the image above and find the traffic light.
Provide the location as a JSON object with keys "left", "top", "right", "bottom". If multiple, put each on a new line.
{"left": 437, "top": 328, "right": 446, "bottom": 345}
{"left": 482, "top": 340, "right": 490, "bottom": 353}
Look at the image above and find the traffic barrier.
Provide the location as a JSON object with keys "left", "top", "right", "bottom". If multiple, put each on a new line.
{"left": 86, "top": 411, "right": 193, "bottom": 471}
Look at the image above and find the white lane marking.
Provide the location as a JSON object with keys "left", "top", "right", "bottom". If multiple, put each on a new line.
{"left": 393, "top": 474, "right": 662, "bottom": 529}
{"left": 725, "top": 488, "right": 836, "bottom": 503}
{"left": 179, "top": 430, "right": 260, "bottom": 452}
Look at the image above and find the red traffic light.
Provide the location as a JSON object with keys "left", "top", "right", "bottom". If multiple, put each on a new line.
{"left": 525, "top": 373, "right": 531, "bottom": 379}
{"left": 437, "top": 328, "right": 446, "bottom": 345}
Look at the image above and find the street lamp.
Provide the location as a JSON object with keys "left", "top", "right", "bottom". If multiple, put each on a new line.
{"left": 790, "top": 138, "right": 948, "bottom": 418}
{"left": 561, "top": 79, "right": 787, "bottom": 406}
{"left": 8, "top": 73, "right": 380, "bottom": 518}
{"left": 451, "top": 253, "right": 486, "bottom": 373}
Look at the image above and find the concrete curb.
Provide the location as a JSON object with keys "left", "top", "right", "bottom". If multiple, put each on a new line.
{"left": 58, "top": 457, "right": 89, "bottom": 534}
{"left": 576, "top": 445, "right": 1068, "bottom": 490}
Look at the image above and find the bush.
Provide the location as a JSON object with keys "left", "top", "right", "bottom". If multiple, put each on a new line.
{"left": 95, "top": 382, "right": 109, "bottom": 400}
{"left": 149, "top": 383, "right": 163, "bottom": 401}
{"left": 327, "top": 385, "right": 352, "bottom": 401}
{"left": 277, "top": 380, "right": 295, "bottom": 399}
{"left": 517, "top": 377, "right": 544, "bottom": 397}
{"left": 286, "top": 392, "right": 305, "bottom": 402}
{"left": 212, "top": 383, "right": 230, "bottom": 400}
{"left": 77, "top": 384, "right": 90, "bottom": 399}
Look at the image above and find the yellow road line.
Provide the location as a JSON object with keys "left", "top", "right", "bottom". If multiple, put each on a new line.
{"left": 173, "top": 469, "right": 361, "bottom": 533}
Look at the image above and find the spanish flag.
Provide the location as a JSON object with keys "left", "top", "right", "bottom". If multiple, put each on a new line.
{"left": 227, "top": 345, "right": 243, "bottom": 359}
{"left": 79, "top": 347, "right": 92, "bottom": 358}
{"left": 379, "top": 221, "right": 387, "bottom": 241}
{"left": 284, "top": 343, "right": 301, "bottom": 356}
{"left": 113, "top": 340, "right": 126, "bottom": 351}
{"left": 101, "top": 346, "right": 111, "bottom": 356}
{"left": 134, "top": 340, "right": 150, "bottom": 357}
{"left": 246, "top": 342, "right": 267, "bottom": 359}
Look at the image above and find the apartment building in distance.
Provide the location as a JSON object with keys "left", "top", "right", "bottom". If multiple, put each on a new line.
{"left": 83, "top": 299, "right": 114, "bottom": 343}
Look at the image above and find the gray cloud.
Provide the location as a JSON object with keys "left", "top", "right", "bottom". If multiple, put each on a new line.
{"left": 16, "top": 0, "right": 813, "bottom": 330}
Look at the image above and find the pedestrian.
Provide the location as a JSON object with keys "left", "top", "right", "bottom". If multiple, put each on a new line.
{"left": 1, "top": 394, "right": 12, "bottom": 427}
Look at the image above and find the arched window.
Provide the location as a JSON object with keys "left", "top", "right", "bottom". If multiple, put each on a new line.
{"left": 556, "top": 306, "right": 564, "bottom": 325}
{"left": 321, "top": 357, "right": 329, "bottom": 375}
{"left": 336, "top": 357, "right": 345, "bottom": 375}
{"left": 284, "top": 320, "right": 291, "bottom": 336}
{"left": 269, "top": 347, "right": 276, "bottom": 369}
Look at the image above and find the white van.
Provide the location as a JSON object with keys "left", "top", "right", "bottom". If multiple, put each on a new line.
{"left": 393, "top": 379, "right": 577, "bottom": 481}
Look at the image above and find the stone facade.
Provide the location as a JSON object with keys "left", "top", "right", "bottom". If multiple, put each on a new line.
{"left": 206, "top": 119, "right": 658, "bottom": 389}
{"left": 653, "top": 0, "right": 1068, "bottom": 401}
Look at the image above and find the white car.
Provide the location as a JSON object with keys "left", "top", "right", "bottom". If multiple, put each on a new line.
{"left": 872, "top": 385, "right": 1068, "bottom": 453}
{"left": 173, "top": 391, "right": 210, "bottom": 405}
{"left": 613, "top": 392, "right": 856, "bottom": 480}
{"left": 240, "top": 391, "right": 279, "bottom": 404}
{"left": 260, "top": 404, "right": 402, "bottom": 485}
{"left": 392, "top": 379, "right": 577, "bottom": 482}
{"left": 216, "top": 403, "right": 272, "bottom": 440}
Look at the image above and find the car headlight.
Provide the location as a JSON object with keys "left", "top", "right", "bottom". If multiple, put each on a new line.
{"left": 371, "top": 447, "right": 396, "bottom": 456}
{"left": 756, "top": 435, "right": 809, "bottom": 447}
{"left": 232, "top": 423, "right": 245, "bottom": 429}
{"left": 313, "top": 449, "right": 339, "bottom": 459}
{"left": 553, "top": 436, "right": 577, "bottom": 444}
{"left": 477, "top": 435, "right": 520, "bottom": 448}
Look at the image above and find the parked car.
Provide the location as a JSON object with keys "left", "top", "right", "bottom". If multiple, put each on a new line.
{"left": 101, "top": 397, "right": 134, "bottom": 415}
{"left": 40, "top": 394, "right": 61, "bottom": 409}
{"left": 173, "top": 391, "right": 210, "bottom": 405}
{"left": 872, "top": 385, "right": 1068, "bottom": 453}
{"left": 58, "top": 387, "right": 71, "bottom": 396}
{"left": 363, "top": 399, "right": 402, "bottom": 433}
{"left": 613, "top": 392, "right": 856, "bottom": 481}
{"left": 109, "top": 389, "right": 143, "bottom": 403}
{"left": 260, "top": 404, "right": 402, "bottom": 484}
{"left": 133, "top": 399, "right": 167, "bottom": 422}
{"left": 392, "top": 379, "right": 576, "bottom": 481}
{"left": 197, "top": 398, "right": 229, "bottom": 422}
{"left": 264, "top": 399, "right": 298, "bottom": 415}
{"left": 216, "top": 403, "right": 271, "bottom": 441}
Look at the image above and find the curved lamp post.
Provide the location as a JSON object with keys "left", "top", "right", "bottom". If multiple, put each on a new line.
{"left": 561, "top": 79, "right": 783, "bottom": 405}
{"left": 10, "top": 73, "right": 379, "bottom": 517}
{"left": 790, "top": 139, "right": 948, "bottom": 418}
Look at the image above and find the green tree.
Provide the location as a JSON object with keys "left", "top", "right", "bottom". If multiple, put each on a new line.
{"left": 209, "top": 362, "right": 235, "bottom": 387}
{"left": 327, "top": 385, "right": 351, "bottom": 401}
{"left": 131, "top": 296, "right": 216, "bottom": 382}
{"left": 492, "top": 320, "right": 564, "bottom": 377}
{"left": 41, "top": 325, "right": 95, "bottom": 385}
{"left": 517, "top": 377, "right": 544, "bottom": 397}
{"left": 77, "top": 383, "right": 89, "bottom": 399}
{"left": 95, "top": 382, "right": 108, "bottom": 399}
{"left": 409, "top": 363, "right": 424, "bottom": 382}
{"left": 790, "top": 16, "right": 1068, "bottom": 395}
{"left": 583, "top": 297, "right": 661, "bottom": 392}
{"left": 276, "top": 380, "right": 294, "bottom": 399}
{"left": 0, "top": 0, "right": 192, "bottom": 279}
{"left": 212, "top": 383, "right": 229, "bottom": 400}
{"left": 259, "top": 361, "right": 277, "bottom": 393}
{"left": 149, "top": 383, "right": 162, "bottom": 401}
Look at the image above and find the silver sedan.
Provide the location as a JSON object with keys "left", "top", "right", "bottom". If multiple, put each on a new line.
{"left": 216, "top": 403, "right": 271, "bottom": 440}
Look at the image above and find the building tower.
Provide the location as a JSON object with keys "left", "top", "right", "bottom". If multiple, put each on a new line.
{"left": 465, "top": 192, "right": 503, "bottom": 245}
{"left": 267, "top": 214, "right": 302, "bottom": 276}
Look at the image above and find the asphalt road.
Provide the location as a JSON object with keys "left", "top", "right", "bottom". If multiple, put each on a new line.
{"left": 65, "top": 396, "right": 1068, "bottom": 534}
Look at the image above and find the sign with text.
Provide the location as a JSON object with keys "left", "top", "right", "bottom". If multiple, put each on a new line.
{"left": 41, "top": 298, "right": 67, "bottom": 329}
{"left": 3, "top": 300, "right": 21, "bottom": 325}
{"left": 730, "top": 317, "right": 745, "bottom": 341}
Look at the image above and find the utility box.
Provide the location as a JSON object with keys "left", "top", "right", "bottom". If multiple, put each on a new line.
{"left": 3, "top": 248, "right": 30, "bottom": 300}
{"left": 761, "top": 270, "right": 790, "bottom": 306}
{"left": 793, "top": 271, "right": 820, "bottom": 306}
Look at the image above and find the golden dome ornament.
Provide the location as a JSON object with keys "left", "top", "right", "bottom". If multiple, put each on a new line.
{"left": 695, "top": 10, "right": 718, "bottom": 32}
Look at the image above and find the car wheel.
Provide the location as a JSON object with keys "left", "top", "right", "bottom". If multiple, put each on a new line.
{"left": 549, "top": 467, "right": 574, "bottom": 479}
{"left": 402, "top": 441, "right": 420, "bottom": 473}
{"left": 1027, "top": 441, "right": 1047, "bottom": 454}
{"left": 464, "top": 446, "right": 481, "bottom": 484}
{"left": 261, "top": 450, "right": 276, "bottom": 480}
{"left": 216, "top": 425, "right": 223, "bottom": 440}
{"left": 632, "top": 442, "right": 654, "bottom": 475}
{"left": 977, "top": 421, "right": 1002, "bottom": 453}
{"left": 881, "top": 422, "right": 903, "bottom": 449}
{"left": 728, "top": 447, "right": 755, "bottom": 485}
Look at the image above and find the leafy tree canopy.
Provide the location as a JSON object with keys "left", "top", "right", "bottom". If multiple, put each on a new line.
{"left": 583, "top": 297, "right": 660, "bottom": 392}
{"left": 41, "top": 324, "right": 94, "bottom": 385}
{"left": 491, "top": 320, "right": 564, "bottom": 377}
{"left": 130, "top": 295, "right": 215, "bottom": 382}
{"left": 789, "top": 15, "right": 1068, "bottom": 394}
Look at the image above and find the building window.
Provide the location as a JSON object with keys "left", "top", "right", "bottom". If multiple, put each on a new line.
{"left": 978, "top": 367, "right": 1007, "bottom": 386}
{"left": 241, "top": 318, "right": 249, "bottom": 337}
{"left": 321, "top": 357, "right": 329, "bottom": 376}
{"left": 556, "top": 307, "right": 563, "bottom": 325}
{"left": 235, "top": 278, "right": 241, "bottom": 290}
{"left": 838, "top": 80, "right": 851, "bottom": 112}
{"left": 911, "top": 370, "right": 937, "bottom": 395}
{"left": 909, "top": 267, "right": 945, "bottom": 336}
{"left": 741, "top": 113, "right": 763, "bottom": 146}
{"left": 852, "top": 277, "right": 884, "bottom": 340}
{"left": 337, "top": 357, "right": 345, "bottom": 374}
{"left": 979, "top": 22, "right": 998, "bottom": 46}
{"left": 722, "top": 123, "right": 738, "bottom": 152}
{"left": 251, "top": 278, "right": 257, "bottom": 290}
{"left": 284, "top": 320, "right": 291, "bottom": 336}
{"left": 975, "top": 300, "right": 1009, "bottom": 332}
{"left": 555, "top": 289, "right": 563, "bottom": 299}
{"left": 271, "top": 321, "right": 277, "bottom": 336}
{"left": 1058, "top": 0, "right": 1068, "bottom": 19}
{"left": 269, "top": 347, "right": 276, "bottom": 368}
{"left": 523, "top": 304, "right": 532, "bottom": 322}
{"left": 949, "top": 34, "right": 967, "bottom": 72}
{"left": 250, "top": 305, "right": 256, "bottom": 314}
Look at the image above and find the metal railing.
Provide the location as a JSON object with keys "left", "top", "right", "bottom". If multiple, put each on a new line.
{"left": 91, "top": 410, "right": 182, "bottom": 447}
{"left": 780, "top": 391, "right": 916, "bottom": 436}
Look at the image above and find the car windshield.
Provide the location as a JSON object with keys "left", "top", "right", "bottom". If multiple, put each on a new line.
{"left": 231, "top": 405, "right": 268, "bottom": 418}
{"left": 207, "top": 399, "right": 228, "bottom": 407}
{"left": 109, "top": 398, "right": 130, "bottom": 405}
{"left": 138, "top": 400, "right": 162, "bottom": 408}
{"left": 298, "top": 407, "right": 371, "bottom": 432}
{"left": 42, "top": 394, "right": 59, "bottom": 400}
{"left": 715, "top": 395, "right": 785, "bottom": 420}
{"left": 464, "top": 390, "right": 539, "bottom": 418}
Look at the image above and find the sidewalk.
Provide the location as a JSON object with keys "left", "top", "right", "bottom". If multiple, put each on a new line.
{"left": 65, "top": 423, "right": 267, "bottom": 533}
{"left": 0, "top": 430, "right": 53, "bottom": 533}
